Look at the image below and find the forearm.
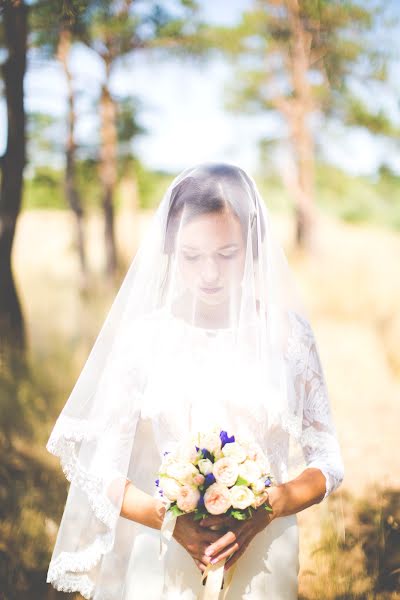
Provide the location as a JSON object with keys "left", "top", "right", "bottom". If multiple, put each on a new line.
{"left": 267, "top": 467, "right": 326, "bottom": 520}
{"left": 120, "top": 480, "right": 166, "bottom": 530}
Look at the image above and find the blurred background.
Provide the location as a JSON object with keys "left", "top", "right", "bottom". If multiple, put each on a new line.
{"left": 0, "top": 0, "right": 399, "bottom": 598}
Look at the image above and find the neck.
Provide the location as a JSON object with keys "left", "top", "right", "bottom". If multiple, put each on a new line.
{"left": 172, "top": 292, "right": 241, "bottom": 329}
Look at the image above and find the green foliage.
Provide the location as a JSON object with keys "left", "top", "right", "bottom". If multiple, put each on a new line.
{"left": 256, "top": 161, "right": 400, "bottom": 231}
{"left": 202, "top": 1, "right": 398, "bottom": 141}
{"left": 134, "top": 162, "right": 175, "bottom": 210}
{"left": 315, "top": 162, "right": 400, "bottom": 231}
{"left": 0, "top": 345, "right": 77, "bottom": 598}
{"left": 235, "top": 475, "right": 249, "bottom": 486}
{"left": 169, "top": 503, "right": 185, "bottom": 517}
{"left": 23, "top": 167, "right": 65, "bottom": 210}
{"left": 301, "top": 487, "right": 400, "bottom": 598}
{"left": 230, "top": 509, "right": 248, "bottom": 520}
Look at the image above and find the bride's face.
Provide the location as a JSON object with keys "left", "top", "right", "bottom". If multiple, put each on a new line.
{"left": 176, "top": 209, "right": 246, "bottom": 306}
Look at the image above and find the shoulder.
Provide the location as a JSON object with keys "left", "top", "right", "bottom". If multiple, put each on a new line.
{"left": 287, "top": 309, "right": 314, "bottom": 342}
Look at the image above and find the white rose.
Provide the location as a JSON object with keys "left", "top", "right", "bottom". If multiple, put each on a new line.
{"left": 251, "top": 477, "right": 267, "bottom": 494}
{"left": 198, "top": 431, "right": 222, "bottom": 455}
{"left": 230, "top": 485, "right": 255, "bottom": 510}
{"left": 204, "top": 483, "right": 232, "bottom": 515}
{"left": 177, "top": 440, "right": 201, "bottom": 464}
{"left": 255, "top": 453, "right": 270, "bottom": 474}
{"left": 165, "top": 461, "right": 199, "bottom": 485}
{"left": 213, "top": 457, "right": 239, "bottom": 487}
{"left": 238, "top": 460, "right": 262, "bottom": 484}
{"left": 161, "top": 451, "right": 178, "bottom": 469}
{"left": 221, "top": 442, "right": 247, "bottom": 463}
{"left": 176, "top": 485, "right": 200, "bottom": 512}
{"left": 159, "top": 476, "right": 181, "bottom": 501}
{"left": 198, "top": 458, "right": 213, "bottom": 476}
{"left": 241, "top": 440, "right": 270, "bottom": 473}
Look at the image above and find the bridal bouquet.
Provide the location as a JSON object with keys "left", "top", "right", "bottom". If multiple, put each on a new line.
{"left": 156, "top": 428, "right": 274, "bottom": 521}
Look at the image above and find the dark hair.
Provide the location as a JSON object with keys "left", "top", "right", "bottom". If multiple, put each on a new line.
{"left": 163, "top": 163, "right": 265, "bottom": 259}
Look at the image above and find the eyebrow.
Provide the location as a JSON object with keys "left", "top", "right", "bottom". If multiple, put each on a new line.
{"left": 181, "top": 244, "right": 240, "bottom": 251}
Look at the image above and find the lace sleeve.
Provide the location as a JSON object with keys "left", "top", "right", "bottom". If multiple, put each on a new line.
{"left": 299, "top": 320, "right": 344, "bottom": 500}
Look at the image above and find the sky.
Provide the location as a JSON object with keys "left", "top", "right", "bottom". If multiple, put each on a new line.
{"left": 1, "top": 0, "right": 399, "bottom": 177}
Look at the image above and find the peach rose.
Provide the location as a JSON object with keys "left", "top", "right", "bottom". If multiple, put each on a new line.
{"left": 204, "top": 483, "right": 232, "bottom": 515}
{"left": 251, "top": 489, "right": 270, "bottom": 509}
{"left": 213, "top": 457, "right": 239, "bottom": 487}
{"left": 193, "top": 473, "right": 205, "bottom": 486}
{"left": 176, "top": 485, "right": 200, "bottom": 512}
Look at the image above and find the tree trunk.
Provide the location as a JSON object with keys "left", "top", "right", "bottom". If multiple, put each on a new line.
{"left": 99, "top": 71, "right": 118, "bottom": 280}
{"left": 57, "top": 27, "right": 88, "bottom": 290}
{"left": 0, "top": 0, "right": 27, "bottom": 351}
{"left": 290, "top": 110, "right": 316, "bottom": 249}
{"left": 284, "top": 0, "right": 317, "bottom": 250}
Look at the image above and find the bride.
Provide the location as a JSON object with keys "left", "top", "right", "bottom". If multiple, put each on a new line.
{"left": 46, "top": 163, "right": 344, "bottom": 599}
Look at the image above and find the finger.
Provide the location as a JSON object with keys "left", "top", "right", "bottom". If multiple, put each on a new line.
{"left": 224, "top": 542, "right": 250, "bottom": 571}
{"left": 224, "top": 541, "right": 248, "bottom": 571}
{"left": 194, "top": 559, "right": 206, "bottom": 573}
{"left": 199, "top": 530, "right": 222, "bottom": 544}
{"left": 199, "top": 515, "right": 233, "bottom": 528}
{"left": 205, "top": 530, "right": 237, "bottom": 558}
{"left": 209, "top": 540, "right": 240, "bottom": 565}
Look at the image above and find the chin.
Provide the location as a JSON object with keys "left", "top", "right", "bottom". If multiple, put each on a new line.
{"left": 197, "top": 291, "right": 229, "bottom": 307}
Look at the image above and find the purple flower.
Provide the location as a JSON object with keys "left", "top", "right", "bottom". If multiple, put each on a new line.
{"left": 204, "top": 473, "right": 216, "bottom": 487}
{"left": 197, "top": 494, "right": 205, "bottom": 509}
{"left": 265, "top": 477, "right": 272, "bottom": 487}
{"left": 195, "top": 445, "right": 200, "bottom": 452}
{"left": 163, "top": 451, "right": 170, "bottom": 456}
{"left": 220, "top": 430, "right": 235, "bottom": 447}
{"left": 155, "top": 479, "right": 160, "bottom": 487}
{"left": 201, "top": 448, "right": 214, "bottom": 462}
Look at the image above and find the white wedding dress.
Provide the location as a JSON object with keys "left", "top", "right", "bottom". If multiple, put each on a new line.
{"left": 117, "top": 307, "right": 343, "bottom": 600}
{"left": 46, "top": 163, "right": 345, "bottom": 600}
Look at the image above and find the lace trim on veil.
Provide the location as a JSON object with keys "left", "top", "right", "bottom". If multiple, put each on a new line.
{"left": 46, "top": 414, "right": 121, "bottom": 599}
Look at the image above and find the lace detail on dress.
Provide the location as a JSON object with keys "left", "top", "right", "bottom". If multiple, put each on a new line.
{"left": 286, "top": 312, "right": 344, "bottom": 499}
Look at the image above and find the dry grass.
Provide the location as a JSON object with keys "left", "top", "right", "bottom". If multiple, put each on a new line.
{"left": 12, "top": 207, "right": 400, "bottom": 599}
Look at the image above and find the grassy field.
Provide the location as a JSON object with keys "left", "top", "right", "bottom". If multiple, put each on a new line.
{"left": 10, "top": 206, "right": 400, "bottom": 599}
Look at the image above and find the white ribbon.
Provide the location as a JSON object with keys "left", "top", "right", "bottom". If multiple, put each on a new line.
{"left": 159, "top": 506, "right": 177, "bottom": 560}
{"left": 198, "top": 558, "right": 237, "bottom": 600}
{"left": 159, "top": 507, "right": 237, "bottom": 598}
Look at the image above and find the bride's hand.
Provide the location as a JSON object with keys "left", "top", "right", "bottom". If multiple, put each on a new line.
{"left": 199, "top": 506, "right": 273, "bottom": 571}
{"left": 172, "top": 513, "right": 223, "bottom": 573}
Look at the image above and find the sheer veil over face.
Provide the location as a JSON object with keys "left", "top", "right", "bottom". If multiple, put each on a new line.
{"left": 46, "top": 163, "right": 344, "bottom": 599}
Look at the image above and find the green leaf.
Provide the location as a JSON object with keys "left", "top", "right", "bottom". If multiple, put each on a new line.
{"left": 235, "top": 476, "right": 249, "bottom": 486}
{"left": 264, "top": 504, "right": 273, "bottom": 512}
{"left": 193, "top": 511, "right": 208, "bottom": 521}
{"left": 169, "top": 504, "right": 185, "bottom": 517}
{"left": 230, "top": 510, "right": 248, "bottom": 520}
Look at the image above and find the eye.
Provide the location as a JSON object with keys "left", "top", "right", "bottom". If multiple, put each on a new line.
{"left": 218, "top": 251, "right": 239, "bottom": 260}
{"left": 183, "top": 253, "right": 200, "bottom": 262}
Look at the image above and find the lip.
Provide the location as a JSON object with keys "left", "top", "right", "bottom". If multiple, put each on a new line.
{"left": 200, "top": 286, "right": 223, "bottom": 294}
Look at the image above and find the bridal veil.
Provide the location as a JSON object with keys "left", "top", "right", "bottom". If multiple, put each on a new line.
{"left": 46, "top": 163, "right": 344, "bottom": 598}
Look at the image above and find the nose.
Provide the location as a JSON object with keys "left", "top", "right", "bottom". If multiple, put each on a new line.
{"left": 200, "top": 257, "right": 220, "bottom": 285}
